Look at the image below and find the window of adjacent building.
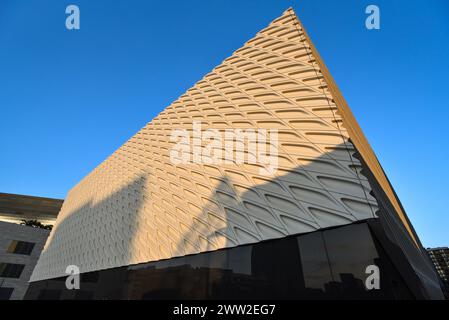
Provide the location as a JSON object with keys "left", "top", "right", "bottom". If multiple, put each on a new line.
{"left": 7, "top": 240, "right": 35, "bottom": 255}
{"left": 0, "top": 287, "right": 14, "bottom": 300}
{"left": 0, "top": 263, "right": 25, "bottom": 278}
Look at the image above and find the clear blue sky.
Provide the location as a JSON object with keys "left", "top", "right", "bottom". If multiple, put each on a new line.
{"left": 0, "top": 0, "right": 448, "bottom": 247}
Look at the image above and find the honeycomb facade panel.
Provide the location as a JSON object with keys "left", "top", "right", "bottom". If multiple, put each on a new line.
{"left": 30, "top": 8, "right": 417, "bottom": 285}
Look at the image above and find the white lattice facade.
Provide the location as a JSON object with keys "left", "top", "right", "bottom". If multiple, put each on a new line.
{"left": 31, "top": 8, "right": 383, "bottom": 282}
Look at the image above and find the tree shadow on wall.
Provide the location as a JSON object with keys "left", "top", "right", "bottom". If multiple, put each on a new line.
{"left": 29, "top": 174, "right": 148, "bottom": 299}
{"left": 28, "top": 143, "right": 387, "bottom": 300}
{"left": 174, "top": 141, "right": 377, "bottom": 257}
{"left": 161, "top": 142, "right": 381, "bottom": 299}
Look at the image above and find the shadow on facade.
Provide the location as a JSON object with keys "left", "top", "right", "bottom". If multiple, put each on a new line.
{"left": 27, "top": 174, "right": 148, "bottom": 297}
{"left": 25, "top": 144, "right": 422, "bottom": 299}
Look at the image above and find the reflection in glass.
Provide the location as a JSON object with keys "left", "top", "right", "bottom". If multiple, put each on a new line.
{"left": 298, "top": 232, "right": 333, "bottom": 292}
{"left": 24, "top": 222, "right": 414, "bottom": 300}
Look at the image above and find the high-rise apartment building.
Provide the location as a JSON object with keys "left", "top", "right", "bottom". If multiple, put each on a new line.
{"left": 25, "top": 8, "right": 444, "bottom": 299}
{"left": 427, "top": 247, "right": 449, "bottom": 299}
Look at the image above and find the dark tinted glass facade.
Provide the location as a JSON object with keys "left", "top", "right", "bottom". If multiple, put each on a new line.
{"left": 25, "top": 221, "right": 416, "bottom": 300}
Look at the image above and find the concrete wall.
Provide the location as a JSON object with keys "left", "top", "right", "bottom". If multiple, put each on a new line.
{"left": 0, "top": 221, "right": 49, "bottom": 299}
